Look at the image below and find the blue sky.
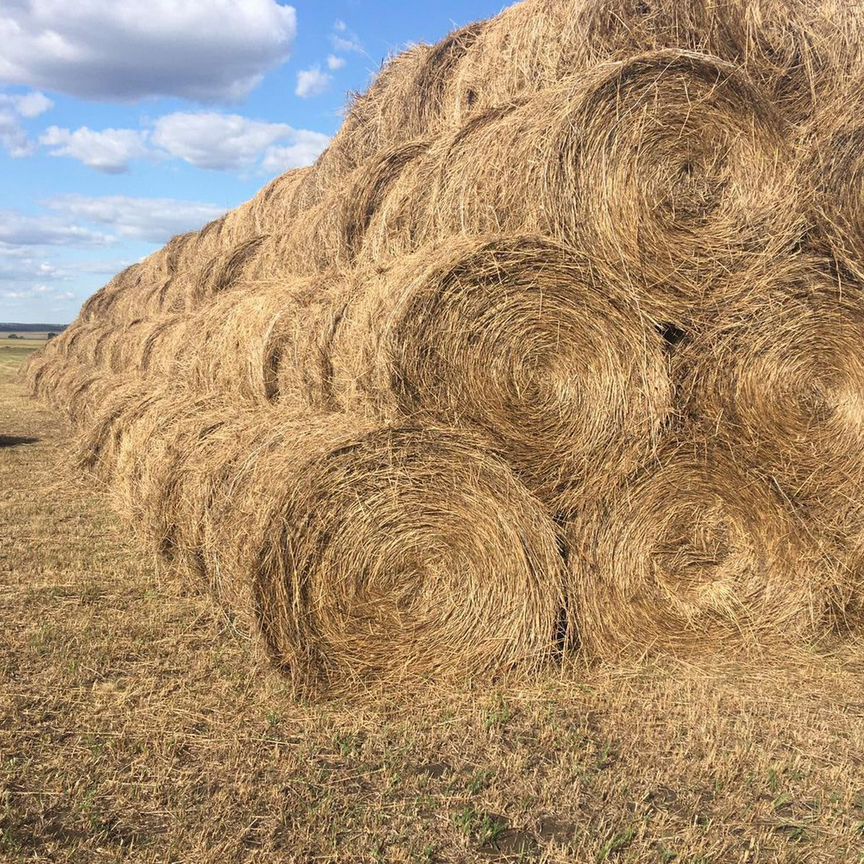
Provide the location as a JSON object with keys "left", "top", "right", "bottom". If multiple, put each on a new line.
{"left": 0, "top": 0, "right": 507, "bottom": 324}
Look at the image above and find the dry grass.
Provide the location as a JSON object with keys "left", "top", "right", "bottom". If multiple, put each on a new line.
{"left": 3, "top": 357, "right": 864, "bottom": 862}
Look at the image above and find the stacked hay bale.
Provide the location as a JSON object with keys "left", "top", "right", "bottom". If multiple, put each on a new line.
{"left": 27, "top": 0, "right": 864, "bottom": 694}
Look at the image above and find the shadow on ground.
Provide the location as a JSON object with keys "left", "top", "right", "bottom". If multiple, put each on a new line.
{"left": 0, "top": 435, "right": 39, "bottom": 448}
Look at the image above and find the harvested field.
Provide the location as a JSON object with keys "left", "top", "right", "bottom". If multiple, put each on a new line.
{"left": 3, "top": 356, "right": 864, "bottom": 862}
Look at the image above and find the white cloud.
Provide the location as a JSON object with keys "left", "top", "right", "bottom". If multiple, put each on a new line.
{"left": 0, "top": 109, "right": 31, "bottom": 157}
{"left": 331, "top": 20, "right": 364, "bottom": 55}
{"left": 45, "top": 195, "right": 227, "bottom": 244}
{"left": 0, "top": 90, "right": 52, "bottom": 157}
{"left": 261, "top": 130, "right": 331, "bottom": 173}
{"left": 0, "top": 257, "right": 65, "bottom": 281}
{"left": 0, "top": 284, "right": 76, "bottom": 303}
{"left": 327, "top": 55, "right": 346, "bottom": 71}
{"left": 0, "top": 212, "right": 113, "bottom": 247}
{"left": 151, "top": 112, "right": 290, "bottom": 170}
{"left": 0, "top": 1, "right": 297, "bottom": 102}
{"left": 15, "top": 91, "right": 52, "bottom": 118}
{"left": 295, "top": 67, "right": 332, "bottom": 99}
{"left": 38, "top": 112, "right": 330, "bottom": 174}
{"left": 40, "top": 125, "right": 149, "bottom": 173}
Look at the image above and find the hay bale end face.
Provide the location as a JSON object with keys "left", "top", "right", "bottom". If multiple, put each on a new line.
{"left": 241, "top": 421, "right": 571, "bottom": 693}
{"left": 568, "top": 445, "right": 822, "bottom": 659}
{"left": 677, "top": 263, "right": 864, "bottom": 517}
{"left": 330, "top": 235, "right": 673, "bottom": 509}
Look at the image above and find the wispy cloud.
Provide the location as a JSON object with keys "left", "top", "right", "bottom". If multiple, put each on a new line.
{"left": 0, "top": 212, "right": 113, "bottom": 248}
{"left": 331, "top": 20, "right": 364, "bottom": 55}
{"left": 45, "top": 196, "right": 227, "bottom": 244}
{"left": 0, "top": 90, "right": 53, "bottom": 157}
{"left": 0, "top": 284, "right": 76, "bottom": 303}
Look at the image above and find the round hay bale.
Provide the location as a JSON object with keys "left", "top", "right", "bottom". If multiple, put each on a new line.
{"left": 247, "top": 166, "right": 318, "bottom": 235}
{"left": 175, "top": 276, "right": 344, "bottom": 405}
{"left": 77, "top": 387, "right": 571, "bottom": 690}
{"left": 574, "top": 0, "right": 814, "bottom": 108}
{"left": 99, "top": 386, "right": 248, "bottom": 594}
{"left": 280, "top": 139, "right": 432, "bottom": 277}
{"left": 190, "top": 235, "right": 269, "bottom": 302}
{"left": 79, "top": 264, "right": 143, "bottom": 323}
{"left": 277, "top": 199, "right": 346, "bottom": 279}
{"left": 339, "top": 139, "right": 431, "bottom": 261}
{"left": 144, "top": 231, "right": 204, "bottom": 314}
{"left": 568, "top": 443, "right": 821, "bottom": 659}
{"left": 213, "top": 198, "right": 256, "bottom": 248}
{"left": 449, "top": 0, "right": 578, "bottom": 119}
{"left": 542, "top": 49, "right": 798, "bottom": 322}
{"left": 325, "top": 27, "right": 478, "bottom": 175}
{"left": 212, "top": 416, "right": 570, "bottom": 693}
{"left": 135, "top": 313, "right": 190, "bottom": 378}
{"left": 89, "top": 325, "right": 115, "bottom": 368}
{"left": 104, "top": 319, "right": 145, "bottom": 374}
{"left": 676, "top": 261, "right": 864, "bottom": 513}
{"left": 56, "top": 321, "right": 103, "bottom": 369}
{"left": 75, "top": 377, "right": 168, "bottom": 477}
{"left": 325, "top": 47, "right": 433, "bottom": 176}
{"left": 23, "top": 349, "right": 54, "bottom": 398}
{"left": 330, "top": 235, "right": 673, "bottom": 508}
{"left": 65, "top": 373, "right": 118, "bottom": 427}
{"left": 405, "top": 21, "right": 486, "bottom": 132}
{"left": 354, "top": 139, "right": 439, "bottom": 267}
{"left": 449, "top": 0, "right": 827, "bottom": 122}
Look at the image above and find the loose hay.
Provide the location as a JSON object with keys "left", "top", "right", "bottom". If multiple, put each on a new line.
{"left": 806, "top": 91, "right": 864, "bottom": 281}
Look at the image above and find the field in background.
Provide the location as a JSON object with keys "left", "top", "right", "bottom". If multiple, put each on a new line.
{"left": 0, "top": 335, "right": 48, "bottom": 366}
{"left": 2, "top": 350, "right": 863, "bottom": 863}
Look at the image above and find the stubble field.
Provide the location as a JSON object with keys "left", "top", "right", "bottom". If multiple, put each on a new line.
{"left": 2, "top": 348, "right": 864, "bottom": 863}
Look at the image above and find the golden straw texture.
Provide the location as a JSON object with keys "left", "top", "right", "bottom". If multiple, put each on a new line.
{"left": 568, "top": 443, "right": 821, "bottom": 659}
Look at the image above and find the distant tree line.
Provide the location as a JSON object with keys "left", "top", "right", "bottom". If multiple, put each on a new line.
{"left": 0, "top": 323, "right": 68, "bottom": 333}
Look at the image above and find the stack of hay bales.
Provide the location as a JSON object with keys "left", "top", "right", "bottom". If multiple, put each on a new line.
{"left": 27, "top": 0, "right": 864, "bottom": 694}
